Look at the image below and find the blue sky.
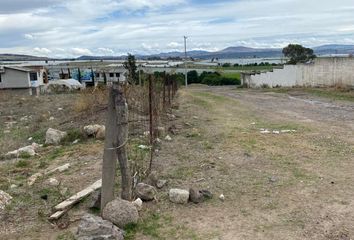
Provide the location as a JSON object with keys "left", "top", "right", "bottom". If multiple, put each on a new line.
{"left": 0, "top": 0, "right": 353, "bottom": 57}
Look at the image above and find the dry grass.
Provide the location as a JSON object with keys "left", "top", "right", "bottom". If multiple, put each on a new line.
{"left": 73, "top": 87, "right": 108, "bottom": 113}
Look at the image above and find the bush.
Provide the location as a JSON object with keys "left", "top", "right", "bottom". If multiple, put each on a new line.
{"left": 222, "top": 63, "right": 231, "bottom": 68}
{"left": 187, "top": 70, "right": 199, "bottom": 84}
{"left": 201, "top": 73, "right": 240, "bottom": 86}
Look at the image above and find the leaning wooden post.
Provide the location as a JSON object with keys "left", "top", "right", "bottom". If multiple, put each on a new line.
{"left": 101, "top": 84, "right": 132, "bottom": 213}
{"left": 114, "top": 85, "right": 132, "bottom": 201}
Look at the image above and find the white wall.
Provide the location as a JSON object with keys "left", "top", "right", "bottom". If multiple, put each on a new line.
{"left": 0, "top": 68, "right": 30, "bottom": 89}
{"left": 248, "top": 57, "right": 354, "bottom": 88}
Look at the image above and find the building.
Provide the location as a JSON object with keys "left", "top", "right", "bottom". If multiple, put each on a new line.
{"left": 0, "top": 66, "right": 45, "bottom": 90}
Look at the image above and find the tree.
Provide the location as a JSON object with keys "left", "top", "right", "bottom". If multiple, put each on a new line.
{"left": 123, "top": 53, "right": 138, "bottom": 84}
{"left": 282, "top": 44, "right": 316, "bottom": 64}
{"left": 187, "top": 70, "right": 199, "bottom": 84}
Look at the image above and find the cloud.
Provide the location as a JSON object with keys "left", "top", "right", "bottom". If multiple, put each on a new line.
{"left": 97, "top": 47, "right": 115, "bottom": 55}
{"left": 70, "top": 48, "right": 92, "bottom": 56}
{"left": 33, "top": 47, "right": 52, "bottom": 54}
{"left": 24, "top": 34, "right": 34, "bottom": 40}
{"left": 167, "top": 42, "right": 182, "bottom": 48}
{"left": 0, "top": 0, "right": 354, "bottom": 56}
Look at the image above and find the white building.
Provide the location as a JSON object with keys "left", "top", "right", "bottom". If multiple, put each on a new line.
{"left": 0, "top": 66, "right": 45, "bottom": 89}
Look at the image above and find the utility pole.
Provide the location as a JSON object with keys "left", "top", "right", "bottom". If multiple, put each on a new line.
{"left": 184, "top": 36, "right": 188, "bottom": 87}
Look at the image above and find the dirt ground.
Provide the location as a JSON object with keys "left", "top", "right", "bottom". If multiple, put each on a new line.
{"left": 0, "top": 86, "right": 353, "bottom": 240}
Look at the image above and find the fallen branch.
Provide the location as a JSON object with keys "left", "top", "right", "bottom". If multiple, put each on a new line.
{"left": 49, "top": 179, "right": 102, "bottom": 220}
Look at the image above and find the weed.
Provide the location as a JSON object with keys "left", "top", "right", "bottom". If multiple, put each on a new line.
{"left": 15, "top": 160, "right": 30, "bottom": 168}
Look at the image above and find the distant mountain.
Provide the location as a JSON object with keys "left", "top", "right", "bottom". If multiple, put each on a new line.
{"left": 0, "top": 54, "right": 51, "bottom": 61}
{"left": 2, "top": 44, "right": 354, "bottom": 62}
{"left": 313, "top": 44, "right": 354, "bottom": 55}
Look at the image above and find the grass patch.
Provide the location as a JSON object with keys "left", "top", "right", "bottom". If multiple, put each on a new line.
{"left": 221, "top": 72, "right": 241, "bottom": 79}
{"left": 125, "top": 212, "right": 200, "bottom": 240}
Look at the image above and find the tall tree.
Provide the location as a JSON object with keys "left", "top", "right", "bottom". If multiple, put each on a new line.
{"left": 282, "top": 44, "right": 316, "bottom": 64}
{"left": 123, "top": 53, "right": 138, "bottom": 84}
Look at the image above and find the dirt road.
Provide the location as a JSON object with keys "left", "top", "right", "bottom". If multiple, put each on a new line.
{"left": 152, "top": 86, "right": 354, "bottom": 240}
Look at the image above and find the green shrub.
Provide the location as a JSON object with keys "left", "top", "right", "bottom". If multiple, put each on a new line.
{"left": 61, "top": 129, "right": 86, "bottom": 144}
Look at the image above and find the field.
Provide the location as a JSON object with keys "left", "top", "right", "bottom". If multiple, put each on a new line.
{"left": 0, "top": 85, "right": 353, "bottom": 239}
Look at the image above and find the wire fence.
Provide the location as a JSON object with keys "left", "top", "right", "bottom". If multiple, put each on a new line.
{"left": 122, "top": 73, "right": 179, "bottom": 182}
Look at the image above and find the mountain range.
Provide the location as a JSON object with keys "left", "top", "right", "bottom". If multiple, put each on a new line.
{"left": 1, "top": 44, "right": 354, "bottom": 62}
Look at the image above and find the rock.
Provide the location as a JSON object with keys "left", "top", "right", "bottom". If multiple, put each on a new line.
{"left": 269, "top": 176, "right": 277, "bottom": 183}
{"left": 95, "top": 126, "right": 105, "bottom": 140}
{"left": 156, "top": 180, "right": 167, "bottom": 189}
{"left": 135, "top": 183, "right": 157, "bottom": 201}
{"left": 10, "top": 184, "right": 18, "bottom": 189}
{"left": 169, "top": 188, "right": 189, "bottom": 204}
{"left": 84, "top": 124, "right": 105, "bottom": 139}
{"left": 27, "top": 172, "right": 43, "bottom": 186}
{"left": 102, "top": 198, "right": 139, "bottom": 228}
{"left": 57, "top": 163, "right": 70, "bottom": 172}
{"left": 219, "top": 194, "right": 225, "bottom": 201}
{"left": 89, "top": 190, "right": 101, "bottom": 209}
{"left": 45, "top": 128, "right": 67, "bottom": 145}
{"left": 165, "top": 135, "right": 172, "bottom": 141}
{"left": 189, "top": 188, "right": 204, "bottom": 203}
{"left": 47, "top": 178, "right": 59, "bottom": 187}
{"left": 76, "top": 214, "right": 124, "bottom": 240}
{"left": 49, "top": 116, "right": 55, "bottom": 121}
{"left": 0, "top": 190, "right": 12, "bottom": 210}
{"left": 200, "top": 190, "right": 213, "bottom": 199}
{"left": 72, "top": 139, "right": 79, "bottom": 144}
{"left": 260, "top": 129, "right": 270, "bottom": 134}
{"left": 132, "top": 198, "right": 143, "bottom": 211}
{"left": 5, "top": 143, "right": 39, "bottom": 158}
{"left": 46, "top": 163, "right": 70, "bottom": 175}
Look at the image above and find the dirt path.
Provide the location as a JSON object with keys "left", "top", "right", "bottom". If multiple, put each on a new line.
{"left": 150, "top": 86, "right": 354, "bottom": 240}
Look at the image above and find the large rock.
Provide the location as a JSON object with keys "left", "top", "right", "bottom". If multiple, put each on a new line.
{"left": 169, "top": 188, "right": 189, "bottom": 204}
{"left": 102, "top": 198, "right": 139, "bottom": 228}
{"left": 135, "top": 183, "right": 157, "bottom": 201}
{"left": 45, "top": 128, "right": 67, "bottom": 145}
{"left": 76, "top": 214, "right": 124, "bottom": 240}
{"left": 84, "top": 124, "right": 105, "bottom": 139}
{"left": 0, "top": 190, "right": 12, "bottom": 211}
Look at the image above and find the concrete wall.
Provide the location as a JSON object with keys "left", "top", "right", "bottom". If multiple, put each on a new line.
{"left": 0, "top": 68, "right": 30, "bottom": 89}
{"left": 247, "top": 57, "right": 354, "bottom": 88}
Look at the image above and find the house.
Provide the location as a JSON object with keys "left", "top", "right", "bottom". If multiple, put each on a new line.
{"left": 0, "top": 66, "right": 45, "bottom": 89}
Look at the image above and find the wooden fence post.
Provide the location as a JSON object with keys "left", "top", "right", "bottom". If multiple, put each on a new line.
{"left": 148, "top": 75, "right": 153, "bottom": 172}
{"left": 101, "top": 85, "right": 132, "bottom": 213}
{"left": 114, "top": 85, "right": 132, "bottom": 201}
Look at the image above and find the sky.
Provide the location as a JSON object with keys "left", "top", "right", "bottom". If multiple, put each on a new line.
{"left": 0, "top": 0, "right": 354, "bottom": 57}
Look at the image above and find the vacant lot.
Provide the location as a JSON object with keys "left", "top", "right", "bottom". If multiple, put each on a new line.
{"left": 0, "top": 86, "right": 353, "bottom": 239}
